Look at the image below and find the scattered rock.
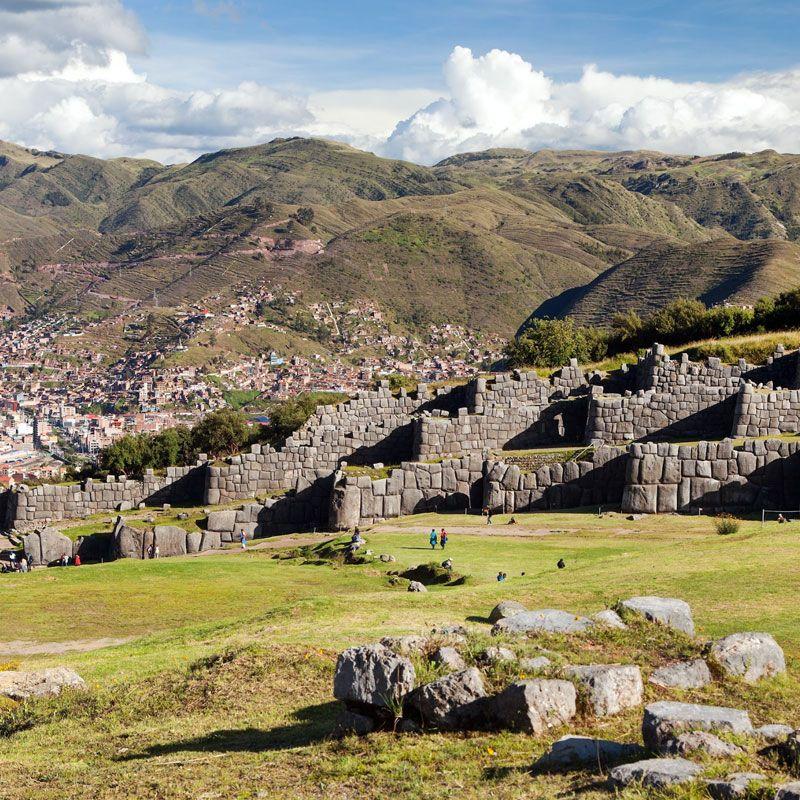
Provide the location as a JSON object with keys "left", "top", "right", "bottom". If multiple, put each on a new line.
{"left": 334, "top": 708, "right": 376, "bottom": 736}
{"left": 776, "top": 730, "right": 800, "bottom": 774}
{"left": 565, "top": 664, "right": 644, "bottom": 716}
{"left": 492, "top": 679, "right": 576, "bottom": 735}
{"left": 592, "top": 609, "right": 627, "bottom": 629}
{"left": 432, "top": 646, "right": 466, "bottom": 671}
{"left": 710, "top": 632, "right": 786, "bottom": 683}
{"left": 406, "top": 668, "right": 487, "bottom": 731}
{"left": 776, "top": 782, "right": 800, "bottom": 800}
{"left": 408, "top": 581, "right": 427, "bottom": 593}
{"left": 649, "top": 659, "right": 712, "bottom": 690}
{"left": 619, "top": 596, "right": 695, "bottom": 636}
{"left": 176, "top": 512, "right": 189, "bottom": 520}
{"left": 488, "top": 600, "right": 527, "bottom": 624}
{"left": 481, "top": 646, "right": 516, "bottom": 664}
{"left": 379, "top": 636, "right": 428, "bottom": 655}
{"left": 608, "top": 758, "right": 703, "bottom": 789}
{"left": 23, "top": 527, "right": 73, "bottom": 566}
{"left": 642, "top": 701, "right": 753, "bottom": 752}
{"left": 430, "top": 624, "right": 468, "bottom": 638}
{"left": 665, "top": 731, "right": 744, "bottom": 758}
{"left": 519, "top": 656, "right": 551, "bottom": 673}
{"left": 533, "top": 735, "right": 644, "bottom": 772}
{"left": 0, "top": 667, "right": 86, "bottom": 700}
{"left": 333, "top": 644, "right": 415, "bottom": 709}
{"left": 378, "top": 554, "right": 396, "bottom": 563}
{"left": 707, "top": 772, "right": 767, "bottom": 800}
{"left": 754, "top": 723, "right": 793, "bottom": 743}
{"left": 491, "top": 609, "right": 593, "bottom": 636}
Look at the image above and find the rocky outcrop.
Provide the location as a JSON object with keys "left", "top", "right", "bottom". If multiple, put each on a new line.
{"left": 492, "top": 679, "right": 576, "bottom": 735}
{"left": 619, "top": 596, "right": 695, "bottom": 636}
{"left": 642, "top": 701, "right": 752, "bottom": 753}
{"left": 492, "top": 609, "right": 593, "bottom": 636}
{"left": 0, "top": 667, "right": 86, "bottom": 700}
{"left": 565, "top": 664, "right": 643, "bottom": 716}
{"left": 333, "top": 644, "right": 415, "bottom": 710}
{"left": 710, "top": 632, "right": 786, "bottom": 682}
{"left": 608, "top": 758, "right": 703, "bottom": 789}
{"left": 649, "top": 659, "right": 712, "bottom": 689}
{"left": 488, "top": 600, "right": 527, "bottom": 624}
{"left": 406, "top": 668, "right": 487, "bottom": 731}
{"left": 22, "top": 527, "right": 72, "bottom": 566}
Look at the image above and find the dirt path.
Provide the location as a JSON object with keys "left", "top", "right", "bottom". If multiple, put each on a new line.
{"left": 0, "top": 637, "right": 133, "bottom": 657}
{"left": 369, "top": 523, "right": 579, "bottom": 538}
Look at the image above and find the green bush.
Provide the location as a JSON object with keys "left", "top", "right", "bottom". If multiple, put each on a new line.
{"left": 714, "top": 514, "right": 741, "bottom": 536}
{"left": 506, "top": 318, "right": 607, "bottom": 368}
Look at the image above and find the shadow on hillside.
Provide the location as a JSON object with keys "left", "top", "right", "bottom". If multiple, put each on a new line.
{"left": 121, "top": 701, "right": 337, "bottom": 759}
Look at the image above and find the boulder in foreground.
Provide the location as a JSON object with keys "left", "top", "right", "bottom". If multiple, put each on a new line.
{"left": 333, "top": 644, "right": 415, "bottom": 709}
{"left": 565, "top": 664, "right": 643, "bottom": 716}
{"left": 492, "top": 679, "right": 576, "bottom": 735}
{"left": 492, "top": 609, "right": 593, "bottom": 636}
{"left": 710, "top": 632, "right": 786, "bottom": 683}
{"left": 618, "top": 596, "right": 695, "bottom": 636}
{"left": 649, "top": 659, "right": 712, "bottom": 690}
{"left": 0, "top": 667, "right": 86, "bottom": 700}
{"left": 642, "top": 700, "right": 752, "bottom": 752}
{"left": 406, "top": 667, "right": 487, "bottom": 731}
{"left": 532, "top": 735, "right": 643, "bottom": 772}
{"left": 608, "top": 757, "right": 703, "bottom": 789}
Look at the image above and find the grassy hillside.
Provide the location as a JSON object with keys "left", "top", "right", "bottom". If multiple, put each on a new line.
{"left": 535, "top": 238, "right": 800, "bottom": 325}
{"left": 1, "top": 511, "right": 799, "bottom": 798}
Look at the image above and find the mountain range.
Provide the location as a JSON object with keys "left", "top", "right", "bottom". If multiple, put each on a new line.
{"left": 2, "top": 136, "right": 800, "bottom": 337}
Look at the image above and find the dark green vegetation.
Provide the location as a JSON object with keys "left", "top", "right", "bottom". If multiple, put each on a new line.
{"left": 90, "top": 392, "right": 347, "bottom": 477}
{"left": 508, "top": 290, "right": 800, "bottom": 367}
{"left": 4, "top": 137, "right": 800, "bottom": 339}
{"left": 1, "top": 513, "right": 799, "bottom": 798}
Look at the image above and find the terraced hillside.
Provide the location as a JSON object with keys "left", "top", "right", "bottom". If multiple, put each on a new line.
{"left": 2, "top": 137, "right": 800, "bottom": 337}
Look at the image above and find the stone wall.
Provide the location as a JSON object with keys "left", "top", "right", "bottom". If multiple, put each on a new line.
{"left": 732, "top": 383, "right": 800, "bottom": 438}
{"left": 207, "top": 383, "right": 466, "bottom": 504}
{"left": 482, "top": 446, "right": 627, "bottom": 513}
{"left": 621, "top": 438, "right": 800, "bottom": 514}
{"left": 3, "top": 463, "right": 207, "bottom": 532}
{"left": 328, "top": 456, "right": 486, "bottom": 529}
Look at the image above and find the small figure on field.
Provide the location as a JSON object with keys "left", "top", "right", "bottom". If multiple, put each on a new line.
{"left": 442, "top": 558, "right": 453, "bottom": 570}
{"left": 496, "top": 571, "right": 505, "bottom": 582}
{"left": 508, "top": 517, "right": 517, "bottom": 525}
{"left": 74, "top": 554, "right": 81, "bottom": 567}
{"left": 240, "top": 530, "right": 247, "bottom": 550}
{"left": 439, "top": 529, "right": 448, "bottom": 549}
{"left": 777, "top": 513, "right": 787, "bottom": 523}
{"left": 429, "top": 529, "right": 438, "bottom": 549}
{"left": 154, "top": 545, "right": 160, "bottom": 559}
{"left": 557, "top": 558, "right": 565, "bottom": 569}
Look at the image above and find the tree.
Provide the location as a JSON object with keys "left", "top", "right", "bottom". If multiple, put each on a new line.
{"left": 293, "top": 206, "right": 315, "bottom": 226}
{"left": 151, "top": 425, "right": 195, "bottom": 467}
{"left": 505, "top": 317, "right": 605, "bottom": 368}
{"left": 191, "top": 409, "right": 248, "bottom": 458}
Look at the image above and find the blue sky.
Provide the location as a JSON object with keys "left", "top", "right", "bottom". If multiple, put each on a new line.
{"left": 127, "top": 0, "right": 800, "bottom": 91}
{"left": 2, "top": 0, "right": 800, "bottom": 162}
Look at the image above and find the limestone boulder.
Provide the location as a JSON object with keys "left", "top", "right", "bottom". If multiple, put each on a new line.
{"left": 200, "top": 530, "right": 221, "bottom": 551}
{"left": 519, "top": 656, "right": 551, "bottom": 673}
{"left": 565, "top": 664, "right": 643, "bottom": 716}
{"left": 432, "top": 646, "right": 466, "bottom": 671}
{"left": 153, "top": 525, "right": 187, "bottom": 557}
{"left": 492, "top": 609, "right": 593, "bottom": 636}
{"left": 23, "top": 527, "right": 72, "bottom": 566}
{"left": 592, "top": 609, "right": 627, "bottom": 629}
{"left": 328, "top": 484, "right": 361, "bottom": 531}
{"left": 0, "top": 667, "right": 86, "bottom": 700}
{"left": 406, "top": 667, "right": 487, "bottom": 731}
{"left": 776, "top": 783, "right": 800, "bottom": 800}
{"left": 481, "top": 646, "right": 516, "bottom": 664}
{"left": 113, "top": 522, "right": 148, "bottom": 559}
{"left": 488, "top": 600, "right": 527, "bottom": 624}
{"left": 533, "top": 735, "right": 643, "bottom": 772}
{"left": 754, "top": 723, "right": 793, "bottom": 743}
{"left": 642, "top": 701, "right": 752, "bottom": 752}
{"left": 333, "top": 644, "right": 415, "bottom": 709}
{"left": 608, "top": 758, "right": 703, "bottom": 789}
{"left": 492, "top": 679, "right": 576, "bottom": 735}
{"left": 186, "top": 531, "right": 202, "bottom": 554}
{"left": 664, "top": 731, "right": 743, "bottom": 758}
{"left": 408, "top": 581, "right": 427, "bottom": 593}
{"left": 707, "top": 773, "right": 767, "bottom": 800}
{"left": 619, "top": 596, "right": 695, "bottom": 636}
{"left": 710, "top": 632, "right": 786, "bottom": 682}
{"left": 379, "top": 635, "right": 428, "bottom": 655}
{"left": 649, "top": 660, "right": 712, "bottom": 690}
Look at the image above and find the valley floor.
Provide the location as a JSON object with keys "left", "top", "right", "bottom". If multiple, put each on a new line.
{"left": 0, "top": 511, "right": 798, "bottom": 799}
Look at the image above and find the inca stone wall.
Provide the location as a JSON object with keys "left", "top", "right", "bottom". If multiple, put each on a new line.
{"left": 4, "top": 463, "right": 207, "bottom": 532}
{"left": 207, "top": 382, "right": 465, "bottom": 504}
{"left": 482, "top": 445, "right": 627, "bottom": 513}
{"left": 621, "top": 438, "right": 800, "bottom": 514}
{"left": 732, "top": 382, "right": 800, "bottom": 438}
{"left": 328, "top": 456, "right": 485, "bottom": 529}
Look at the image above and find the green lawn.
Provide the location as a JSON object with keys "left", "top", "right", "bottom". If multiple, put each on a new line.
{"left": 1, "top": 512, "right": 799, "bottom": 799}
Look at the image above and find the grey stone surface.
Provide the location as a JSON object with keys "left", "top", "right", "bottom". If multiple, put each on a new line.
{"left": 532, "top": 735, "right": 643, "bottom": 772}
{"left": 492, "top": 609, "right": 593, "bottom": 636}
{"left": 0, "top": 667, "right": 86, "bottom": 699}
{"left": 333, "top": 644, "right": 416, "bottom": 708}
{"left": 408, "top": 581, "right": 427, "bottom": 593}
{"left": 22, "top": 527, "right": 73, "bottom": 566}
{"left": 153, "top": 525, "right": 187, "bottom": 557}
{"left": 206, "top": 509, "right": 238, "bottom": 532}
{"left": 664, "top": 731, "right": 743, "bottom": 758}
{"left": 754, "top": 723, "right": 794, "bottom": 743}
{"left": 334, "top": 708, "right": 376, "bottom": 736}
{"left": 649, "top": 660, "right": 712, "bottom": 689}
{"left": 565, "top": 664, "right": 643, "bottom": 716}
{"left": 481, "top": 646, "right": 516, "bottom": 664}
{"left": 432, "top": 646, "right": 466, "bottom": 671}
{"left": 706, "top": 773, "right": 767, "bottom": 800}
{"left": 592, "top": 609, "right": 627, "bottom": 629}
{"left": 776, "top": 784, "right": 800, "bottom": 800}
{"left": 608, "top": 758, "right": 703, "bottom": 789}
{"left": 642, "top": 701, "right": 753, "bottom": 752}
{"left": 407, "top": 667, "right": 487, "bottom": 730}
{"left": 380, "top": 635, "right": 428, "bottom": 655}
{"left": 619, "top": 596, "right": 695, "bottom": 636}
{"left": 488, "top": 600, "right": 527, "bottom": 624}
{"left": 710, "top": 632, "right": 786, "bottom": 682}
{"left": 519, "top": 656, "right": 551, "bottom": 673}
{"left": 492, "top": 679, "right": 576, "bottom": 735}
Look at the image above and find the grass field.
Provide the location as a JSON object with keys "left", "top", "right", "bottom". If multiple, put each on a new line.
{"left": 1, "top": 511, "right": 799, "bottom": 799}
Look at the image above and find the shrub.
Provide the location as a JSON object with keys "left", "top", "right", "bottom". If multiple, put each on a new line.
{"left": 506, "top": 317, "right": 607, "bottom": 368}
{"left": 714, "top": 514, "right": 741, "bottom": 536}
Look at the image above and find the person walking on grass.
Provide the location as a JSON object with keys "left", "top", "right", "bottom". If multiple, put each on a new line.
{"left": 240, "top": 530, "right": 248, "bottom": 550}
{"left": 439, "top": 529, "right": 448, "bottom": 549}
{"left": 429, "top": 528, "right": 438, "bottom": 550}
{"left": 486, "top": 508, "right": 493, "bottom": 525}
